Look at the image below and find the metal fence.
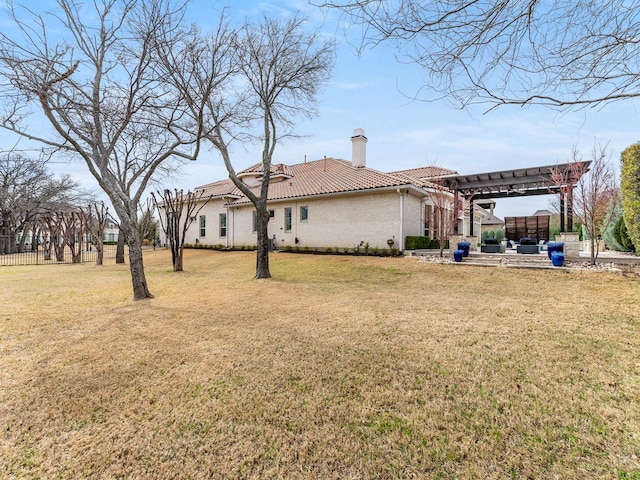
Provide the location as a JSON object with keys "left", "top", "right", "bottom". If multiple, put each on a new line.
{"left": 0, "top": 235, "right": 118, "bottom": 267}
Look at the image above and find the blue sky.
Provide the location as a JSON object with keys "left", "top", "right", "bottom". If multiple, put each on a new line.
{"left": 3, "top": 0, "right": 639, "bottom": 219}
{"left": 175, "top": 0, "right": 640, "bottom": 218}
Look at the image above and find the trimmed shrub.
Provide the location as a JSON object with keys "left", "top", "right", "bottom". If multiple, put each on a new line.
{"left": 621, "top": 142, "right": 640, "bottom": 252}
{"left": 405, "top": 236, "right": 427, "bottom": 249}
{"left": 613, "top": 215, "right": 635, "bottom": 252}
{"left": 482, "top": 229, "right": 505, "bottom": 242}
{"left": 405, "top": 236, "right": 441, "bottom": 249}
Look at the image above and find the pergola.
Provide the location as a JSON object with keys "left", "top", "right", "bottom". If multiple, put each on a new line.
{"left": 442, "top": 161, "right": 591, "bottom": 236}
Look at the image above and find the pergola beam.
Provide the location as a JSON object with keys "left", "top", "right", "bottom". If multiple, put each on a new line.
{"left": 445, "top": 162, "right": 590, "bottom": 199}
{"left": 443, "top": 161, "right": 591, "bottom": 235}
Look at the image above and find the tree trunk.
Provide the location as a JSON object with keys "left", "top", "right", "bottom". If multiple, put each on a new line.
{"left": 255, "top": 205, "right": 271, "bottom": 279}
{"left": 590, "top": 236, "right": 597, "bottom": 266}
{"left": 31, "top": 226, "right": 39, "bottom": 252}
{"left": 95, "top": 240, "right": 104, "bottom": 266}
{"left": 71, "top": 234, "right": 82, "bottom": 263}
{"left": 166, "top": 216, "right": 182, "bottom": 272}
{"left": 54, "top": 235, "right": 65, "bottom": 261}
{"left": 174, "top": 246, "right": 183, "bottom": 272}
{"left": 116, "top": 228, "right": 125, "bottom": 264}
{"left": 122, "top": 221, "right": 153, "bottom": 300}
{"left": 42, "top": 232, "right": 52, "bottom": 260}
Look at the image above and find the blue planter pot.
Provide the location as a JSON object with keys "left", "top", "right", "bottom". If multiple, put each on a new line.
{"left": 551, "top": 251, "right": 565, "bottom": 267}
{"left": 457, "top": 241, "right": 471, "bottom": 257}
{"left": 547, "top": 241, "right": 565, "bottom": 259}
{"left": 453, "top": 250, "right": 464, "bottom": 262}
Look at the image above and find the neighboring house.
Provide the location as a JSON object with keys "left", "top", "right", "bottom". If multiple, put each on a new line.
{"left": 103, "top": 218, "right": 120, "bottom": 243}
{"left": 178, "top": 129, "right": 462, "bottom": 252}
{"left": 532, "top": 208, "right": 555, "bottom": 218}
{"left": 475, "top": 200, "right": 505, "bottom": 237}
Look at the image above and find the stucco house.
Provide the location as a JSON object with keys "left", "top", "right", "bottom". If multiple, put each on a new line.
{"left": 177, "top": 129, "right": 466, "bottom": 252}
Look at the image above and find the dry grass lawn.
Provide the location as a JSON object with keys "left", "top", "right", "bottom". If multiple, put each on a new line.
{"left": 1, "top": 249, "right": 640, "bottom": 479}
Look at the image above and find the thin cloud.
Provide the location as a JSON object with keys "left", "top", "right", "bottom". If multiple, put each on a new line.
{"left": 329, "top": 80, "right": 378, "bottom": 91}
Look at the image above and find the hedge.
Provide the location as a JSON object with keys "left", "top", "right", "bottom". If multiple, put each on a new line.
{"left": 405, "top": 236, "right": 447, "bottom": 250}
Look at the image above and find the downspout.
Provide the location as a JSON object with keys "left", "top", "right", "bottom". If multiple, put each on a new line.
{"left": 397, "top": 189, "right": 404, "bottom": 252}
{"left": 227, "top": 206, "right": 232, "bottom": 249}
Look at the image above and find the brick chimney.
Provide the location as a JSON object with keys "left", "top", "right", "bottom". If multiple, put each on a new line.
{"left": 351, "top": 128, "right": 367, "bottom": 168}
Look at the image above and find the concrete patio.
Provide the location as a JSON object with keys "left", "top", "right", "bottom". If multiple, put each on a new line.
{"left": 410, "top": 248, "right": 640, "bottom": 274}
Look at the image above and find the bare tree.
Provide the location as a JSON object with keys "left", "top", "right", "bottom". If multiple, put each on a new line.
{"left": 165, "top": 13, "right": 334, "bottom": 279}
{"left": 152, "top": 189, "right": 211, "bottom": 272}
{"left": 318, "top": 0, "right": 640, "bottom": 111}
{"left": 37, "top": 214, "right": 54, "bottom": 261}
{"left": 61, "top": 210, "right": 86, "bottom": 263}
{"left": 548, "top": 155, "right": 591, "bottom": 233}
{"left": 39, "top": 212, "right": 66, "bottom": 262}
{"left": 0, "top": 1, "right": 209, "bottom": 299}
{"left": 569, "top": 145, "right": 618, "bottom": 265}
{"left": 0, "top": 152, "right": 88, "bottom": 254}
{"left": 137, "top": 198, "right": 157, "bottom": 245}
{"left": 429, "top": 183, "right": 461, "bottom": 257}
{"left": 86, "top": 202, "right": 109, "bottom": 266}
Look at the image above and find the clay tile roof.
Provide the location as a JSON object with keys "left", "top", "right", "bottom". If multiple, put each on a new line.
{"left": 194, "top": 159, "right": 457, "bottom": 206}
{"left": 196, "top": 178, "right": 241, "bottom": 198}
{"left": 238, "top": 162, "right": 293, "bottom": 177}
{"left": 387, "top": 166, "right": 458, "bottom": 192}
{"left": 393, "top": 165, "right": 458, "bottom": 177}
{"left": 389, "top": 165, "right": 457, "bottom": 181}
{"left": 228, "top": 157, "right": 415, "bottom": 205}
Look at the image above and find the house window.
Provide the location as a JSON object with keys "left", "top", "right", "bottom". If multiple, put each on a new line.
{"left": 424, "top": 205, "right": 432, "bottom": 238}
{"left": 199, "top": 215, "right": 206, "bottom": 237}
{"left": 284, "top": 207, "right": 292, "bottom": 231}
{"left": 219, "top": 213, "right": 227, "bottom": 237}
{"left": 300, "top": 206, "right": 308, "bottom": 222}
{"left": 269, "top": 209, "right": 275, "bottom": 218}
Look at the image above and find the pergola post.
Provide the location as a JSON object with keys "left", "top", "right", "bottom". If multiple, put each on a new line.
{"left": 567, "top": 187, "right": 574, "bottom": 232}
{"left": 469, "top": 199, "right": 474, "bottom": 237}
{"left": 559, "top": 193, "right": 565, "bottom": 233}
